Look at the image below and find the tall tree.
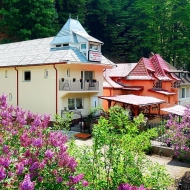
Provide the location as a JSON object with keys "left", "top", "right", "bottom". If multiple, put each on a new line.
{"left": 0, "top": 0, "right": 57, "bottom": 41}
{"left": 55, "top": 0, "right": 87, "bottom": 27}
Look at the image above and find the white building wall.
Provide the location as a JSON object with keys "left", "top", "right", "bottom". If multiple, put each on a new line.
{"left": 178, "top": 86, "right": 190, "bottom": 106}
{"left": 57, "top": 64, "right": 104, "bottom": 116}
{"left": 0, "top": 63, "right": 105, "bottom": 121}
{"left": 0, "top": 68, "right": 17, "bottom": 106}
{"left": 18, "top": 65, "right": 56, "bottom": 118}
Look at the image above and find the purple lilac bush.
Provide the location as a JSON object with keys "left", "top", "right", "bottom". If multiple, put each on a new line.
{"left": 0, "top": 94, "right": 88, "bottom": 189}
{"left": 166, "top": 108, "right": 190, "bottom": 159}
{"left": 118, "top": 183, "right": 148, "bottom": 190}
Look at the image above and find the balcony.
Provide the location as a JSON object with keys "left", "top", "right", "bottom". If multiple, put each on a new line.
{"left": 59, "top": 79, "right": 99, "bottom": 91}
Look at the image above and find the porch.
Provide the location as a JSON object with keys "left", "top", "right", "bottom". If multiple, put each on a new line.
{"left": 59, "top": 79, "right": 99, "bottom": 91}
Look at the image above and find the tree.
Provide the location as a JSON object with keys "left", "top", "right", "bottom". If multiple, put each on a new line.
{"left": 0, "top": 0, "right": 57, "bottom": 41}
{"left": 55, "top": 0, "right": 87, "bottom": 27}
{"left": 68, "top": 106, "right": 172, "bottom": 189}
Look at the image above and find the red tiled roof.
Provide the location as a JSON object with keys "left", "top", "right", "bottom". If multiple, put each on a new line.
{"left": 150, "top": 54, "right": 171, "bottom": 80}
{"left": 143, "top": 58, "right": 155, "bottom": 72}
{"left": 99, "top": 94, "right": 166, "bottom": 106}
{"left": 128, "top": 59, "right": 150, "bottom": 78}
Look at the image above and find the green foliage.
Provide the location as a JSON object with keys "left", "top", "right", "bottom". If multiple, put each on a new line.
{"left": 68, "top": 106, "right": 172, "bottom": 189}
{"left": 55, "top": 0, "right": 87, "bottom": 27}
{"left": 1, "top": 0, "right": 190, "bottom": 68}
{"left": 53, "top": 112, "right": 73, "bottom": 131}
{"left": 0, "top": 0, "right": 57, "bottom": 41}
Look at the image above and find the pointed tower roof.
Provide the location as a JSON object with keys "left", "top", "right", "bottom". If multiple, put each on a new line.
{"left": 51, "top": 18, "right": 103, "bottom": 45}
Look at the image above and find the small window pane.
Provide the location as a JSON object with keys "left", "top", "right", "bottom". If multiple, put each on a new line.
{"left": 5, "top": 70, "right": 7, "bottom": 78}
{"left": 9, "top": 93, "right": 12, "bottom": 101}
{"left": 76, "top": 98, "right": 83, "bottom": 109}
{"left": 24, "top": 71, "right": 31, "bottom": 81}
{"left": 182, "top": 88, "right": 186, "bottom": 98}
{"left": 81, "top": 44, "right": 86, "bottom": 49}
{"left": 44, "top": 69, "right": 48, "bottom": 78}
{"left": 68, "top": 98, "right": 75, "bottom": 110}
{"left": 89, "top": 44, "right": 98, "bottom": 50}
{"left": 85, "top": 71, "right": 93, "bottom": 81}
{"left": 67, "top": 69, "right": 70, "bottom": 77}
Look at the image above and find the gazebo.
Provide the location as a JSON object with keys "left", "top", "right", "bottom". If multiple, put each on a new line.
{"left": 99, "top": 94, "right": 166, "bottom": 118}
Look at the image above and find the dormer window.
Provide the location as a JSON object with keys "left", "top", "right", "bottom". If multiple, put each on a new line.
{"left": 81, "top": 44, "right": 86, "bottom": 50}
{"left": 55, "top": 43, "right": 69, "bottom": 48}
{"left": 89, "top": 44, "right": 98, "bottom": 51}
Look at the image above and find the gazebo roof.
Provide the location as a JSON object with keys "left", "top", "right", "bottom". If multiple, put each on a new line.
{"left": 161, "top": 105, "right": 187, "bottom": 116}
{"left": 99, "top": 94, "right": 166, "bottom": 106}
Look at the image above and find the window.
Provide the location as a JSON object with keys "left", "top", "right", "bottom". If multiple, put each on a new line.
{"left": 56, "top": 44, "right": 61, "bottom": 47}
{"left": 68, "top": 98, "right": 83, "bottom": 110}
{"left": 24, "top": 71, "right": 31, "bottom": 81}
{"left": 44, "top": 69, "right": 48, "bottom": 78}
{"left": 81, "top": 44, "right": 86, "bottom": 50}
{"left": 76, "top": 98, "right": 83, "bottom": 109}
{"left": 89, "top": 44, "right": 98, "bottom": 50}
{"left": 84, "top": 71, "right": 93, "bottom": 81}
{"left": 182, "top": 87, "right": 186, "bottom": 98}
{"left": 5, "top": 70, "right": 7, "bottom": 78}
{"left": 9, "top": 93, "right": 12, "bottom": 101}
{"left": 67, "top": 69, "right": 70, "bottom": 77}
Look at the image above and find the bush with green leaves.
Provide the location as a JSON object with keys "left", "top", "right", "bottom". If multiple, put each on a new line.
{"left": 68, "top": 106, "right": 172, "bottom": 189}
{"left": 54, "top": 111, "right": 73, "bottom": 131}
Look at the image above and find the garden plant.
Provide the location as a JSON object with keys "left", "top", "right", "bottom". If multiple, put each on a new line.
{"left": 166, "top": 108, "right": 190, "bottom": 161}
{"left": 0, "top": 94, "right": 88, "bottom": 189}
{"left": 68, "top": 106, "right": 172, "bottom": 189}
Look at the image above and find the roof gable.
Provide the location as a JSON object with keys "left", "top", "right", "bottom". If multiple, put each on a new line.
{"left": 150, "top": 54, "right": 171, "bottom": 80}
{"left": 128, "top": 58, "right": 151, "bottom": 79}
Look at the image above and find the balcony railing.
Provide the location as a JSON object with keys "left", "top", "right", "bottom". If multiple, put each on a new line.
{"left": 59, "top": 79, "right": 99, "bottom": 91}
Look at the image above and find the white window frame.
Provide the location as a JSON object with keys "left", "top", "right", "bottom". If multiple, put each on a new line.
{"left": 23, "top": 71, "right": 31, "bottom": 81}
{"left": 5, "top": 70, "right": 7, "bottom": 78}
{"left": 9, "top": 93, "right": 12, "bottom": 101}
{"left": 44, "top": 69, "right": 48, "bottom": 78}
{"left": 182, "top": 87, "right": 186, "bottom": 98}
{"left": 68, "top": 98, "right": 83, "bottom": 110}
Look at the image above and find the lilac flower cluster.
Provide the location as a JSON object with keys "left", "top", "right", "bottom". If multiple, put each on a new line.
{"left": 166, "top": 108, "right": 190, "bottom": 158}
{"left": 118, "top": 183, "right": 148, "bottom": 190}
{"left": 0, "top": 94, "right": 88, "bottom": 189}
